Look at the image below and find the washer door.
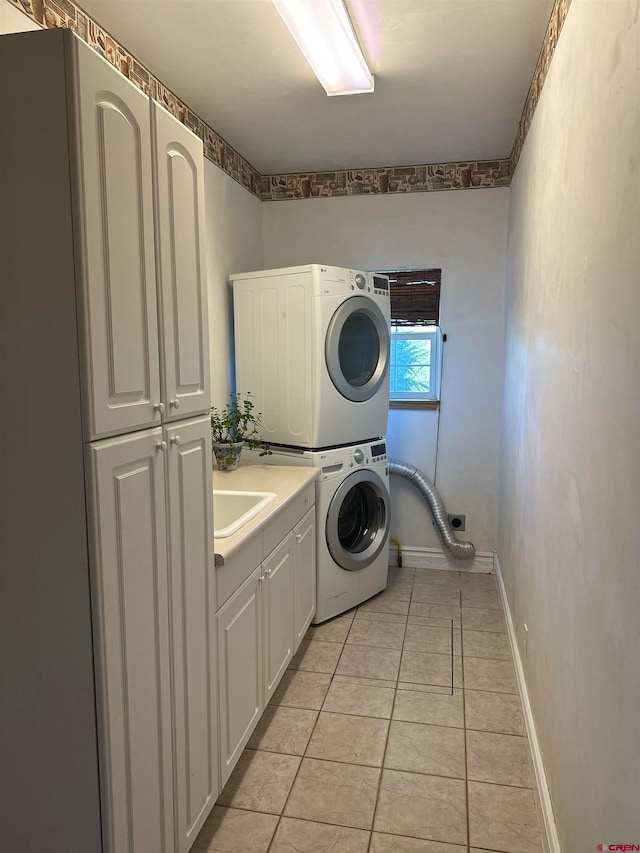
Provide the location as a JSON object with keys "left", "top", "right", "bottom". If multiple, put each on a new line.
{"left": 326, "top": 469, "right": 391, "bottom": 572}
{"left": 325, "top": 297, "right": 389, "bottom": 402}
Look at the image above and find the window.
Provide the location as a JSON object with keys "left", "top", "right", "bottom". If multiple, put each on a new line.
{"left": 390, "top": 324, "right": 442, "bottom": 401}
{"left": 379, "top": 268, "right": 443, "bottom": 405}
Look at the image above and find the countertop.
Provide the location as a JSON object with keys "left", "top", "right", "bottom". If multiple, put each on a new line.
{"left": 212, "top": 462, "right": 319, "bottom": 566}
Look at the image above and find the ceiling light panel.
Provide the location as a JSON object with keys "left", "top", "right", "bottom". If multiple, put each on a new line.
{"left": 272, "top": 0, "right": 374, "bottom": 96}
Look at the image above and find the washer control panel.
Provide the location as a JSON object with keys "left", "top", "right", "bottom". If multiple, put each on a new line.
{"left": 370, "top": 441, "right": 388, "bottom": 461}
{"left": 317, "top": 440, "right": 388, "bottom": 476}
{"left": 319, "top": 266, "right": 390, "bottom": 299}
{"left": 347, "top": 440, "right": 387, "bottom": 469}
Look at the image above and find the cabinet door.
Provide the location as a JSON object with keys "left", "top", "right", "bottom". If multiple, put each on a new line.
{"left": 164, "top": 418, "right": 217, "bottom": 851}
{"left": 86, "top": 429, "right": 174, "bottom": 853}
{"left": 293, "top": 507, "right": 317, "bottom": 650}
{"left": 152, "top": 103, "right": 211, "bottom": 421}
{"left": 217, "top": 567, "right": 262, "bottom": 786}
{"left": 73, "top": 38, "right": 161, "bottom": 440}
{"left": 262, "top": 533, "right": 295, "bottom": 702}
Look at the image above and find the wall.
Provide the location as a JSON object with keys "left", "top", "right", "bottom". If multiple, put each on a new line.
{"left": 263, "top": 188, "right": 509, "bottom": 553}
{"left": 498, "top": 0, "right": 640, "bottom": 848}
{"left": 0, "top": 0, "right": 39, "bottom": 32}
{"left": 204, "top": 161, "right": 264, "bottom": 407}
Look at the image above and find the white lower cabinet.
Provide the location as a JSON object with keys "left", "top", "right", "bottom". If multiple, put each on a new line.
{"left": 87, "top": 416, "right": 217, "bottom": 853}
{"left": 164, "top": 420, "right": 218, "bottom": 852}
{"left": 217, "top": 567, "right": 263, "bottom": 786}
{"left": 262, "top": 534, "right": 295, "bottom": 701}
{"left": 87, "top": 428, "right": 175, "bottom": 853}
{"left": 216, "top": 497, "right": 316, "bottom": 787}
{"left": 293, "top": 508, "right": 316, "bottom": 651}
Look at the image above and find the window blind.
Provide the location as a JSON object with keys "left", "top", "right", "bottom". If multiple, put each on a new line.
{"left": 384, "top": 268, "right": 441, "bottom": 326}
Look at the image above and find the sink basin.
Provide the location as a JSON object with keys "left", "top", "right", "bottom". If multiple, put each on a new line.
{"left": 213, "top": 490, "right": 277, "bottom": 538}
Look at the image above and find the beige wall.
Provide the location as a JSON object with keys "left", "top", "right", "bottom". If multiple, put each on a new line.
{"left": 204, "top": 161, "right": 264, "bottom": 407}
{"left": 0, "top": 0, "right": 39, "bottom": 32}
{"left": 263, "top": 188, "right": 509, "bottom": 553}
{"left": 498, "top": 0, "right": 640, "bottom": 848}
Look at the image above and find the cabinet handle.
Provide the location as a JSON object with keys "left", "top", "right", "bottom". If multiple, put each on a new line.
{"left": 170, "top": 436, "right": 181, "bottom": 446}
{"left": 296, "top": 534, "right": 302, "bottom": 541}
{"left": 170, "top": 399, "right": 180, "bottom": 409}
{"left": 154, "top": 402, "right": 165, "bottom": 414}
{"left": 258, "top": 575, "right": 264, "bottom": 584}
{"left": 156, "top": 440, "right": 168, "bottom": 452}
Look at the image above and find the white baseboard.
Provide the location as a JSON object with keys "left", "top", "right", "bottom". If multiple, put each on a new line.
{"left": 494, "top": 553, "right": 561, "bottom": 853}
{"left": 389, "top": 544, "right": 494, "bottom": 573}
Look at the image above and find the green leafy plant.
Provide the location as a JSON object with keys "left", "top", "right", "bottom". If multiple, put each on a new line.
{"left": 210, "top": 393, "right": 271, "bottom": 456}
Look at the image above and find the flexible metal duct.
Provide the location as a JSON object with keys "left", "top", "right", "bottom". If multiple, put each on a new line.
{"left": 389, "top": 459, "right": 475, "bottom": 560}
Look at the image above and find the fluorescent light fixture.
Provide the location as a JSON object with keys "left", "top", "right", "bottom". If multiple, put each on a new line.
{"left": 272, "top": 0, "right": 374, "bottom": 96}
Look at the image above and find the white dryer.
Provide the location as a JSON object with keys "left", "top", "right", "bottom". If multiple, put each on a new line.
{"left": 245, "top": 439, "right": 391, "bottom": 623}
{"left": 231, "top": 264, "right": 390, "bottom": 449}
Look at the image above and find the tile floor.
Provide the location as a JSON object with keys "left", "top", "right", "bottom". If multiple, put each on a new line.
{"left": 194, "top": 567, "right": 543, "bottom": 853}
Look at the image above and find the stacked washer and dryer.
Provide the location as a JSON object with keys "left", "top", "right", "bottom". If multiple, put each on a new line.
{"left": 231, "top": 264, "right": 392, "bottom": 623}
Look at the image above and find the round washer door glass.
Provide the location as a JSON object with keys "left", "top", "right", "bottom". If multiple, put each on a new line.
{"left": 326, "top": 469, "right": 391, "bottom": 572}
{"left": 325, "top": 296, "right": 389, "bottom": 402}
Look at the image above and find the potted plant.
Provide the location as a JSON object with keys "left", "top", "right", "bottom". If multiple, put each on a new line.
{"left": 210, "top": 392, "right": 271, "bottom": 471}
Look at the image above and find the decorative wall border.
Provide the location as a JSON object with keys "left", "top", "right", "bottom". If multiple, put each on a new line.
{"left": 8, "top": 0, "right": 571, "bottom": 201}
{"left": 260, "top": 159, "right": 511, "bottom": 201}
{"left": 511, "top": 0, "right": 573, "bottom": 169}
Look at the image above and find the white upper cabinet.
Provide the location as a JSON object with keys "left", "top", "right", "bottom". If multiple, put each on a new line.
{"left": 152, "top": 103, "right": 211, "bottom": 421}
{"left": 73, "top": 38, "right": 161, "bottom": 440}
{"left": 72, "top": 41, "right": 210, "bottom": 441}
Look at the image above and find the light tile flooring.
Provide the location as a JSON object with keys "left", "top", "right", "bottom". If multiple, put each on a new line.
{"left": 194, "top": 567, "right": 543, "bottom": 853}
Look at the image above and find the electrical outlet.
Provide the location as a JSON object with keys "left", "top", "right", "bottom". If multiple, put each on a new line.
{"left": 524, "top": 623, "right": 529, "bottom": 658}
{"left": 448, "top": 514, "right": 466, "bottom": 532}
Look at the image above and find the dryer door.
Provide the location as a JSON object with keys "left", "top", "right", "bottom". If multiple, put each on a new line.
{"left": 326, "top": 469, "right": 391, "bottom": 571}
{"left": 325, "top": 297, "right": 389, "bottom": 402}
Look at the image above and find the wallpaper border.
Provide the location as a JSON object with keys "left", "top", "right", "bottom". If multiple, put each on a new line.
{"left": 511, "top": 0, "right": 573, "bottom": 169}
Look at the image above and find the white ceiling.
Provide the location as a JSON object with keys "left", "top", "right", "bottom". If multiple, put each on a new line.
{"left": 77, "top": 0, "right": 555, "bottom": 175}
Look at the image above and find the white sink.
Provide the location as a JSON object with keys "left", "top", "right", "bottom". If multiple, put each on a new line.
{"left": 213, "top": 490, "right": 277, "bottom": 538}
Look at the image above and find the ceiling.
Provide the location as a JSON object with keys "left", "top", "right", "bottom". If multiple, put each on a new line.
{"left": 76, "top": 0, "right": 555, "bottom": 175}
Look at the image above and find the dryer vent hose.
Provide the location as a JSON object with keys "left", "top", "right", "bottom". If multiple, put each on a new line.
{"left": 389, "top": 460, "right": 475, "bottom": 560}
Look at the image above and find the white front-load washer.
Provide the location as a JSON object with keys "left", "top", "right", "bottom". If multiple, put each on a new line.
{"left": 231, "top": 264, "right": 390, "bottom": 449}
{"left": 245, "top": 439, "right": 391, "bottom": 623}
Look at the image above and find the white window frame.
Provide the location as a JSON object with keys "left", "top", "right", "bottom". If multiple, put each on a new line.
{"left": 389, "top": 324, "right": 442, "bottom": 402}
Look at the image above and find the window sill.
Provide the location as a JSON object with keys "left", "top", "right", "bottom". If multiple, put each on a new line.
{"left": 389, "top": 400, "right": 439, "bottom": 411}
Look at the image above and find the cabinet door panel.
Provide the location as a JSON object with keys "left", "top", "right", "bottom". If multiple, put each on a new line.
{"left": 263, "top": 534, "right": 294, "bottom": 701}
{"left": 217, "top": 568, "right": 262, "bottom": 785}
{"left": 74, "top": 39, "right": 160, "bottom": 439}
{"left": 87, "top": 429, "right": 173, "bottom": 853}
{"left": 165, "top": 418, "right": 217, "bottom": 851}
{"left": 293, "top": 508, "right": 317, "bottom": 651}
{"left": 153, "top": 103, "right": 210, "bottom": 420}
